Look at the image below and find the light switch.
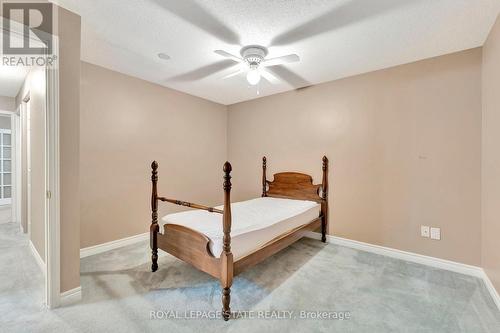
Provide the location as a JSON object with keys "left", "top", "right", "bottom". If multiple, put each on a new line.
{"left": 421, "top": 226, "right": 430, "bottom": 238}
{"left": 430, "top": 227, "right": 441, "bottom": 240}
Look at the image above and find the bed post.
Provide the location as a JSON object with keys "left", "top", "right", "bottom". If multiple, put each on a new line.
{"left": 262, "top": 156, "right": 267, "bottom": 197}
{"left": 321, "top": 156, "right": 329, "bottom": 243}
{"left": 151, "top": 161, "right": 159, "bottom": 272}
{"left": 221, "top": 161, "right": 233, "bottom": 321}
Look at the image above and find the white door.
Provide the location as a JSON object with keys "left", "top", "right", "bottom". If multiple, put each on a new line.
{"left": 0, "top": 129, "right": 13, "bottom": 206}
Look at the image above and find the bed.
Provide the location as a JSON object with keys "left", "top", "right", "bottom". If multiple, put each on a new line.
{"left": 150, "top": 156, "right": 329, "bottom": 321}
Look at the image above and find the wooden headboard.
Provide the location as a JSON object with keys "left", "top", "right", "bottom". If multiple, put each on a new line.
{"left": 261, "top": 156, "right": 328, "bottom": 204}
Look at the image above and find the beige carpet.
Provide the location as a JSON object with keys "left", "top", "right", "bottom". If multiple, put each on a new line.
{"left": 1, "top": 222, "right": 499, "bottom": 332}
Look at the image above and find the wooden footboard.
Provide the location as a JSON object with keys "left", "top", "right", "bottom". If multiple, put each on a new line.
{"left": 157, "top": 225, "right": 220, "bottom": 278}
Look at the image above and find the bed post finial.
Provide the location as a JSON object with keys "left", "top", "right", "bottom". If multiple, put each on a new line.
{"left": 150, "top": 161, "right": 159, "bottom": 272}
{"left": 321, "top": 156, "right": 329, "bottom": 243}
{"left": 221, "top": 161, "right": 233, "bottom": 321}
{"left": 262, "top": 156, "right": 267, "bottom": 197}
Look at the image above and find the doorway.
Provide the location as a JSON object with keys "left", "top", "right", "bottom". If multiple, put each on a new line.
{"left": 0, "top": 22, "right": 61, "bottom": 309}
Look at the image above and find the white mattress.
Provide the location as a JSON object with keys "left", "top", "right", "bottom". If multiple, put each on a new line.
{"left": 160, "top": 197, "right": 321, "bottom": 259}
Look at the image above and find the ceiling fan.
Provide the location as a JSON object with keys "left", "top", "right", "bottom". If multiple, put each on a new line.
{"left": 161, "top": 0, "right": 412, "bottom": 89}
{"left": 214, "top": 45, "right": 300, "bottom": 86}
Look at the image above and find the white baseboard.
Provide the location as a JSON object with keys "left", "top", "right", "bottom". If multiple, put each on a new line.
{"left": 306, "top": 232, "right": 500, "bottom": 311}
{"left": 60, "top": 286, "right": 82, "bottom": 306}
{"left": 306, "top": 232, "right": 483, "bottom": 277}
{"left": 80, "top": 232, "right": 149, "bottom": 258}
{"left": 481, "top": 270, "right": 500, "bottom": 311}
{"left": 29, "top": 240, "right": 46, "bottom": 275}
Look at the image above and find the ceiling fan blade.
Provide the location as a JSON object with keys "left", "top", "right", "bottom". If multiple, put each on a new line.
{"left": 222, "top": 68, "right": 246, "bottom": 79}
{"left": 214, "top": 50, "right": 243, "bottom": 63}
{"left": 169, "top": 60, "right": 237, "bottom": 82}
{"left": 151, "top": 0, "right": 240, "bottom": 45}
{"left": 271, "top": 0, "right": 413, "bottom": 46}
{"left": 263, "top": 54, "right": 300, "bottom": 67}
{"left": 266, "top": 65, "right": 310, "bottom": 89}
{"left": 260, "top": 69, "right": 280, "bottom": 84}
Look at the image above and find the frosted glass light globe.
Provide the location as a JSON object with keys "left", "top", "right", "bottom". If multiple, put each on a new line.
{"left": 246, "top": 69, "right": 261, "bottom": 85}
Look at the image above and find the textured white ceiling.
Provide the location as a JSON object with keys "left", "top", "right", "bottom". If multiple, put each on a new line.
{"left": 52, "top": 0, "right": 500, "bottom": 105}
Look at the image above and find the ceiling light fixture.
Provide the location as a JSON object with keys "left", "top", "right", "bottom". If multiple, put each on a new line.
{"left": 246, "top": 66, "right": 261, "bottom": 86}
{"left": 242, "top": 46, "right": 265, "bottom": 86}
{"left": 214, "top": 46, "right": 300, "bottom": 87}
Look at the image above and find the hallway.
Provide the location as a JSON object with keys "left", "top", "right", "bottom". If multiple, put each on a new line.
{"left": 0, "top": 222, "right": 45, "bottom": 327}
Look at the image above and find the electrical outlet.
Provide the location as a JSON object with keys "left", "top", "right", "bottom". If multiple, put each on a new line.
{"left": 421, "top": 226, "right": 430, "bottom": 238}
{"left": 430, "top": 227, "right": 441, "bottom": 240}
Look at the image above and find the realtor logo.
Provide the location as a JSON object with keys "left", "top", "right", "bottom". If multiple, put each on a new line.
{"left": 2, "top": 1, "right": 53, "bottom": 55}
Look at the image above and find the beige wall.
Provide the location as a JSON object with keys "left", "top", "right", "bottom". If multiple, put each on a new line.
{"left": 57, "top": 6, "right": 82, "bottom": 293}
{"left": 13, "top": 5, "right": 82, "bottom": 293}
{"left": 482, "top": 15, "right": 500, "bottom": 293}
{"left": 0, "top": 96, "right": 15, "bottom": 111}
{"left": 16, "top": 67, "right": 47, "bottom": 262}
{"left": 228, "top": 49, "right": 482, "bottom": 266}
{"left": 80, "top": 62, "right": 227, "bottom": 248}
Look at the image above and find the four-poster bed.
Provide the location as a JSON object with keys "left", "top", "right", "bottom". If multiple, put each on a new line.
{"left": 150, "top": 156, "right": 329, "bottom": 320}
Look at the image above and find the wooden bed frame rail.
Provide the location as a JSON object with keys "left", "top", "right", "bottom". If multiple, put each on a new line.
{"left": 157, "top": 197, "right": 223, "bottom": 214}
{"left": 150, "top": 156, "right": 329, "bottom": 321}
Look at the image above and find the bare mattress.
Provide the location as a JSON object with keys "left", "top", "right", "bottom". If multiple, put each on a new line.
{"left": 160, "top": 197, "right": 321, "bottom": 260}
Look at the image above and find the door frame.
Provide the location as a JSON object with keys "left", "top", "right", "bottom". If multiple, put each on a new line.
{"left": 0, "top": 113, "right": 14, "bottom": 218}
{"left": 13, "top": 110, "right": 22, "bottom": 232}
{"left": 7, "top": 109, "right": 21, "bottom": 231}
{"left": 1, "top": 20, "right": 61, "bottom": 309}
{"left": 21, "top": 95, "right": 32, "bottom": 237}
{"left": 45, "top": 34, "right": 61, "bottom": 309}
